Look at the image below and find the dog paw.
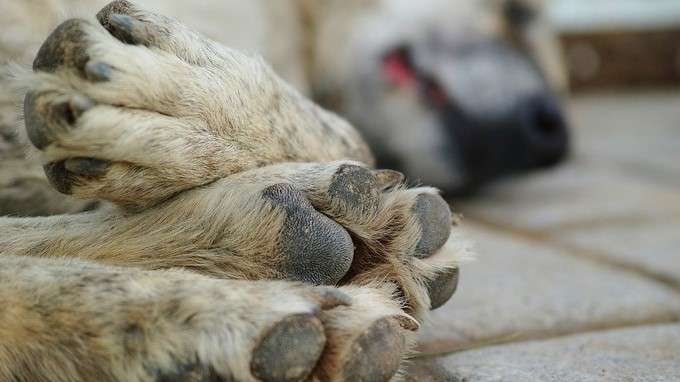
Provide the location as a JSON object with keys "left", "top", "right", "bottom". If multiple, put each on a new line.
{"left": 4, "top": 243, "right": 417, "bottom": 382}
{"left": 93, "top": 273, "right": 415, "bottom": 381}
{"left": 22, "top": 1, "right": 369, "bottom": 209}
{"left": 281, "top": 162, "right": 462, "bottom": 317}
{"left": 202, "top": 161, "right": 463, "bottom": 317}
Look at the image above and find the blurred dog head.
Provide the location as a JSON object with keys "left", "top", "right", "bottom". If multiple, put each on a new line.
{"left": 2, "top": 0, "right": 569, "bottom": 199}
{"left": 310, "top": 0, "right": 570, "bottom": 195}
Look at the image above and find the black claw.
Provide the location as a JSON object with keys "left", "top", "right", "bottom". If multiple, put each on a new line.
{"left": 426, "top": 267, "right": 459, "bottom": 310}
{"left": 251, "top": 314, "right": 325, "bottom": 382}
{"left": 64, "top": 158, "right": 110, "bottom": 177}
{"left": 413, "top": 193, "right": 452, "bottom": 258}
{"left": 24, "top": 92, "right": 53, "bottom": 150}
{"left": 84, "top": 61, "right": 112, "bottom": 82}
{"left": 263, "top": 184, "right": 354, "bottom": 286}
{"left": 43, "top": 157, "right": 107, "bottom": 195}
{"left": 33, "top": 19, "right": 89, "bottom": 73}
{"left": 107, "top": 14, "right": 142, "bottom": 45}
{"left": 43, "top": 161, "right": 74, "bottom": 194}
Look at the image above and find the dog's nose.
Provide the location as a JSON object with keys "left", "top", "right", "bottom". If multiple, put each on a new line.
{"left": 518, "top": 95, "right": 569, "bottom": 167}
{"left": 438, "top": 93, "right": 570, "bottom": 193}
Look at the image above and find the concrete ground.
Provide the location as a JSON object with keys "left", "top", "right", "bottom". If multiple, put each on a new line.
{"left": 413, "top": 91, "right": 680, "bottom": 381}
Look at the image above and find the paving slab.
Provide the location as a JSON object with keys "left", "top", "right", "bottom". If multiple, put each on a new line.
{"left": 456, "top": 163, "right": 680, "bottom": 232}
{"left": 417, "top": 223, "right": 680, "bottom": 354}
{"left": 555, "top": 220, "right": 680, "bottom": 285}
{"left": 413, "top": 92, "right": 680, "bottom": 380}
{"left": 456, "top": 92, "right": 680, "bottom": 232}
{"left": 569, "top": 92, "right": 680, "bottom": 186}
{"left": 434, "top": 323, "right": 680, "bottom": 382}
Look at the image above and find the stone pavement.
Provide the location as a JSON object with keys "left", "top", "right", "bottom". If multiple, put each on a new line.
{"left": 413, "top": 91, "right": 680, "bottom": 381}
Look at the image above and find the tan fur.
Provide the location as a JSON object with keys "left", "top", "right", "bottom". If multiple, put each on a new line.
{"left": 0, "top": 2, "right": 469, "bottom": 380}
{"left": 1, "top": 0, "right": 565, "bottom": 215}
{"left": 0, "top": 254, "right": 414, "bottom": 381}
{"left": 12, "top": 13, "right": 371, "bottom": 209}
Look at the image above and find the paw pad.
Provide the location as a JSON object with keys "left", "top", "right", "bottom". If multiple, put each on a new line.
{"left": 413, "top": 193, "right": 452, "bottom": 257}
{"left": 342, "top": 318, "right": 406, "bottom": 381}
{"left": 425, "top": 267, "right": 459, "bottom": 310}
{"left": 263, "top": 184, "right": 354, "bottom": 285}
{"left": 251, "top": 314, "right": 325, "bottom": 382}
{"left": 328, "top": 164, "right": 381, "bottom": 214}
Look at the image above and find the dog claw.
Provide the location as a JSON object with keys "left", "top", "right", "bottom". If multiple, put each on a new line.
{"left": 374, "top": 169, "right": 404, "bottom": 190}
{"left": 84, "top": 61, "right": 113, "bottom": 82}
{"left": 64, "top": 158, "right": 111, "bottom": 177}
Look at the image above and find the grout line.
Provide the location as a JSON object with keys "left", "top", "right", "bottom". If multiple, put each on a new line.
{"left": 536, "top": 213, "right": 680, "bottom": 234}
{"left": 467, "top": 216, "right": 680, "bottom": 292}
{"left": 418, "top": 315, "right": 680, "bottom": 358}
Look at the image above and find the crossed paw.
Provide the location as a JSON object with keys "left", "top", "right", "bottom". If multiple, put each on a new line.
{"left": 17, "top": 1, "right": 463, "bottom": 381}
{"left": 23, "top": 0, "right": 370, "bottom": 210}
{"left": 152, "top": 161, "right": 458, "bottom": 316}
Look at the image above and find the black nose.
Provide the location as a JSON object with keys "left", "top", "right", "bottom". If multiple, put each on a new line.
{"left": 437, "top": 94, "right": 569, "bottom": 194}
{"left": 518, "top": 95, "right": 569, "bottom": 167}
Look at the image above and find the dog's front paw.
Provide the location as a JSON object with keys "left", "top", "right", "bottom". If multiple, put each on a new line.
{"left": 22, "top": 1, "right": 370, "bottom": 209}
{"left": 193, "top": 161, "right": 464, "bottom": 318}
{"left": 273, "top": 161, "right": 463, "bottom": 317}
{"left": 23, "top": 15, "right": 227, "bottom": 209}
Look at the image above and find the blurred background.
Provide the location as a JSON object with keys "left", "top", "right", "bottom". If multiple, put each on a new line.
{"left": 420, "top": 1, "right": 680, "bottom": 380}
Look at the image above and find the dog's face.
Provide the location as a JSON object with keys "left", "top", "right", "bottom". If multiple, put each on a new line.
{"left": 313, "top": 0, "right": 569, "bottom": 194}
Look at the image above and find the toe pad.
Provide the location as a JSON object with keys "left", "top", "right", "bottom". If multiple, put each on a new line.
{"left": 251, "top": 314, "right": 325, "bottom": 382}
{"left": 414, "top": 193, "right": 452, "bottom": 257}
{"left": 263, "top": 184, "right": 354, "bottom": 285}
